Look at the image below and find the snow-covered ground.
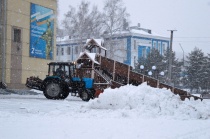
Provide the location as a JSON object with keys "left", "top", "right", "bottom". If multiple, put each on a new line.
{"left": 1, "top": 83, "right": 210, "bottom": 139}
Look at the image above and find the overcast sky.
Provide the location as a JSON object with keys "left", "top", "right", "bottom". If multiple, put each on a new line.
{"left": 58, "top": 0, "right": 210, "bottom": 58}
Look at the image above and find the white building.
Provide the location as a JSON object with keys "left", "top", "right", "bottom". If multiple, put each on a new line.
{"left": 56, "top": 25, "right": 170, "bottom": 68}
{"left": 56, "top": 37, "right": 105, "bottom": 62}
{"left": 103, "top": 25, "right": 170, "bottom": 68}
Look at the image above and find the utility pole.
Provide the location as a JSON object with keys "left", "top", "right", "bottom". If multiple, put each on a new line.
{"left": 167, "top": 30, "right": 177, "bottom": 85}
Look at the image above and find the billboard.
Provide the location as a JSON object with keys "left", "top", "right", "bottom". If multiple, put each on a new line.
{"left": 30, "top": 3, "right": 54, "bottom": 60}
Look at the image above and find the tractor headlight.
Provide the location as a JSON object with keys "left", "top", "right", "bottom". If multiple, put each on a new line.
{"left": 65, "top": 78, "right": 70, "bottom": 83}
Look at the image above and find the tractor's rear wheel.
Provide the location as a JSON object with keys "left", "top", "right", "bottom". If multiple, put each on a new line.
{"left": 59, "top": 91, "right": 69, "bottom": 99}
{"left": 80, "top": 90, "right": 90, "bottom": 101}
{"left": 44, "top": 81, "right": 62, "bottom": 99}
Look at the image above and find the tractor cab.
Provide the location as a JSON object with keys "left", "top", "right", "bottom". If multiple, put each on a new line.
{"left": 47, "top": 62, "right": 76, "bottom": 78}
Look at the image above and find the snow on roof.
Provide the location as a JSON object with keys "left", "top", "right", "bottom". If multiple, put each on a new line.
{"left": 86, "top": 39, "right": 103, "bottom": 45}
{"left": 56, "top": 36, "right": 70, "bottom": 41}
{"left": 131, "top": 29, "right": 156, "bottom": 36}
{"left": 85, "top": 39, "right": 107, "bottom": 51}
{"left": 77, "top": 51, "right": 100, "bottom": 65}
{"left": 112, "top": 28, "right": 168, "bottom": 39}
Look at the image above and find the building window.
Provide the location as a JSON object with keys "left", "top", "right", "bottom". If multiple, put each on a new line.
{"left": 153, "top": 42, "right": 156, "bottom": 48}
{"left": 13, "top": 28, "right": 21, "bottom": 43}
{"left": 93, "top": 48, "right": 96, "bottom": 53}
{"left": 61, "top": 48, "right": 64, "bottom": 55}
{"left": 158, "top": 42, "right": 161, "bottom": 52}
{"left": 162, "top": 44, "right": 165, "bottom": 53}
{"left": 142, "top": 48, "right": 146, "bottom": 58}
{"left": 56, "top": 48, "right": 59, "bottom": 56}
{"left": 75, "top": 46, "right": 78, "bottom": 54}
{"left": 67, "top": 47, "right": 71, "bottom": 55}
{"left": 134, "top": 40, "right": 136, "bottom": 50}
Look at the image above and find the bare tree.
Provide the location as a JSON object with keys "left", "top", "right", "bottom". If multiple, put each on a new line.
{"left": 62, "top": 1, "right": 103, "bottom": 51}
{"left": 89, "top": 6, "right": 104, "bottom": 38}
{"left": 102, "top": 0, "right": 130, "bottom": 59}
{"left": 56, "top": 0, "right": 63, "bottom": 38}
{"left": 103, "top": 0, "right": 129, "bottom": 36}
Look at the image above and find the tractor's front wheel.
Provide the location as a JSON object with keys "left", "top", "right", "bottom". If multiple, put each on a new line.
{"left": 80, "top": 90, "right": 90, "bottom": 101}
{"left": 44, "top": 81, "right": 62, "bottom": 99}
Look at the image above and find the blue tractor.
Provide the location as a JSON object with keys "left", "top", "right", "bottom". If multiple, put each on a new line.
{"left": 26, "top": 62, "right": 95, "bottom": 101}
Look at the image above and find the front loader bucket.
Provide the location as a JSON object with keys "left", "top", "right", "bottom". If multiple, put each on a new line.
{"left": 26, "top": 76, "right": 43, "bottom": 90}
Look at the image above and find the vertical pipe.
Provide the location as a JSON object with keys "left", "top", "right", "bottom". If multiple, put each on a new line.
{"left": 179, "top": 43, "right": 184, "bottom": 66}
{"left": 112, "top": 60, "right": 115, "bottom": 81}
{"left": 71, "top": 46, "right": 73, "bottom": 61}
{"left": 157, "top": 80, "right": 159, "bottom": 88}
{"left": 99, "top": 55, "right": 101, "bottom": 65}
{"left": 0, "top": 1, "right": 2, "bottom": 81}
{"left": 91, "top": 61, "right": 94, "bottom": 79}
{"left": 2, "top": 0, "right": 7, "bottom": 82}
{"left": 127, "top": 66, "right": 130, "bottom": 84}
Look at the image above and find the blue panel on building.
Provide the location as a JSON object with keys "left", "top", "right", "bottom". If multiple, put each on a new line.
{"left": 124, "top": 37, "right": 131, "bottom": 65}
{"left": 138, "top": 46, "right": 146, "bottom": 59}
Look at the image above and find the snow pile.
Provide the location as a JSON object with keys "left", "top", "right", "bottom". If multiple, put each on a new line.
{"left": 0, "top": 89, "right": 39, "bottom": 95}
{"left": 1, "top": 86, "right": 210, "bottom": 139}
{"left": 87, "top": 83, "right": 210, "bottom": 119}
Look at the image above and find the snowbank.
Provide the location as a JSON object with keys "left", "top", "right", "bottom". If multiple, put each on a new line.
{"left": 1, "top": 84, "right": 210, "bottom": 139}
{"left": 87, "top": 83, "right": 210, "bottom": 119}
{"left": 0, "top": 89, "right": 39, "bottom": 95}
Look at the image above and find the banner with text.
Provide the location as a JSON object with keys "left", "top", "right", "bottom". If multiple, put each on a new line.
{"left": 30, "top": 3, "right": 54, "bottom": 59}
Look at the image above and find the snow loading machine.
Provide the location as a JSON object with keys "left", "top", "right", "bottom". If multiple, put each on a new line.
{"left": 26, "top": 39, "right": 203, "bottom": 101}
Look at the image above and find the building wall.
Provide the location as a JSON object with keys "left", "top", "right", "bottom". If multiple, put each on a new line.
{"left": 56, "top": 44, "right": 81, "bottom": 62}
{"left": 104, "top": 38, "right": 127, "bottom": 63}
{"left": 56, "top": 35, "right": 169, "bottom": 69}
{"left": 3, "top": 0, "right": 57, "bottom": 88}
{"left": 56, "top": 31, "right": 169, "bottom": 69}
{"left": 131, "top": 37, "right": 169, "bottom": 68}
{"left": 109, "top": 35, "right": 170, "bottom": 68}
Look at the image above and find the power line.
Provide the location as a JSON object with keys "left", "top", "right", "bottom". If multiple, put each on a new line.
{"left": 175, "top": 37, "right": 210, "bottom": 38}
{"left": 174, "top": 41, "right": 210, "bottom": 43}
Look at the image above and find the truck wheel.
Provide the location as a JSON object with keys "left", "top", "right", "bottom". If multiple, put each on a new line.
{"left": 44, "top": 81, "right": 62, "bottom": 99}
{"left": 80, "top": 90, "right": 90, "bottom": 101}
{"left": 59, "top": 91, "right": 69, "bottom": 99}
